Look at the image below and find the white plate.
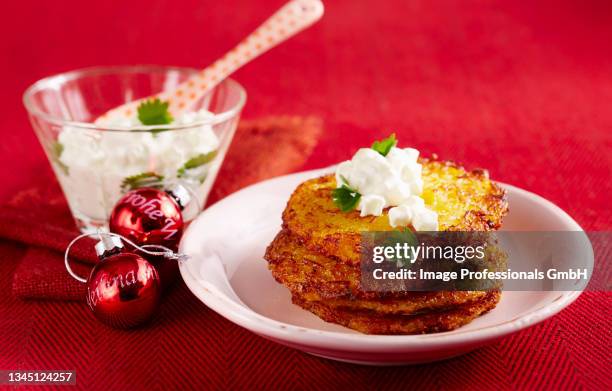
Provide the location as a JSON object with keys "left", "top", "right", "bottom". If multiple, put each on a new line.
{"left": 179, "top": 167, "right": 590, "bottom": 365}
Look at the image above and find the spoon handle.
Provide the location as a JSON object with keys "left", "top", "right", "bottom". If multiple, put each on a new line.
{"left": 97, "top": 0, "right": 324, "bottom": 125}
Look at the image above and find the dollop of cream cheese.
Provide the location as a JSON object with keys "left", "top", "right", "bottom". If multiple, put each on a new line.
{"left": 335, "top": 147, "right": 438, "bottom": 231}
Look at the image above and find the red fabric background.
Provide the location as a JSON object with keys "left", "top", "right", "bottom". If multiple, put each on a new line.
{"left": 1, "top": 0, "right": 610, "bottom": 389}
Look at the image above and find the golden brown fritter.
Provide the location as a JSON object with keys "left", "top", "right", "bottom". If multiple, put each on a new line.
{"left": 264, "top": 157, "right": 507, "bottom": 334}
{"left": 292, "top": 290, "right": 501, "bottom": 335}
{"left": 282, "top": 158, "right": 508, "bottom": 264}
{"left": 265, "top": 229, "right": 491, "bottom": 314}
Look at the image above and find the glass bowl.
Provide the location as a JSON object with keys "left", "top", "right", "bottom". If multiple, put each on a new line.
{"left": 23, "top": 65, "right": 247, "bottom": 233}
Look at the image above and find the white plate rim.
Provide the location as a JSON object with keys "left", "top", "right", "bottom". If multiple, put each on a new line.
{"left": 179, "top": 167, "right": 589, "bottom": 351}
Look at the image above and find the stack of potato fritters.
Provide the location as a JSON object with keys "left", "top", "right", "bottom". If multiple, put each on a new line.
{"left": 264, "top": 159, "right": 508, "bottom": 334}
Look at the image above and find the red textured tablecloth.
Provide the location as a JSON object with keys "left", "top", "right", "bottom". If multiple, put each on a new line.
{"left": 1, "top": 0, "right": 610, "bottom": 389}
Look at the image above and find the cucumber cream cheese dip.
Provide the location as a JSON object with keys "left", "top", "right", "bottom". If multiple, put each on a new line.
{"left": 334, "top": 136, "right": 438, "bottom": 231}
{"left": 54, "top": 109, "right": 219, "bottom": 223}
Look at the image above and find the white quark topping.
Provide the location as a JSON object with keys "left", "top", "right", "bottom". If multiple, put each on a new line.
{"left": 54, "top": 109, "right": 219, "bottom": 221}
{"left": 59, "top": 109, "right": 219, "bottom": 178}
{"left": 335, "top": 145, "right": 438, "bottom": 231}
{"left": 359, "top": 194, "right": 386, "bottom": 216}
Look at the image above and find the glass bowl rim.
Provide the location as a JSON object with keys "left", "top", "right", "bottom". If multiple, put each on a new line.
{"left": 22, "top": 65, "right": 247, "bottom": 133}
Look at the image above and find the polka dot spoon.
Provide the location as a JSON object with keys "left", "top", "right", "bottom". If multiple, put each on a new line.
{"left": 96, "top": 0, "right": 324, "bottom": 126}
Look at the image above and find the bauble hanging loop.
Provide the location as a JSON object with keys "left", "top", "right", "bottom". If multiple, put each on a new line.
{"left": 65, "top": 232, "right": 188, "bottom": 329}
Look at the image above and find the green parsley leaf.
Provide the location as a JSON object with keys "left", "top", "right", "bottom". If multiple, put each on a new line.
{"left": 121, "top": 172, "right": 164, "bottom": 192}
{"left": 137, "top": 99, "right": 174, "bottom": 127}
{"left": 177, "top": 151, "right": 217, "bottom": 177}
{"left": 338, "top": 175, "right": 351, "bottom": 186}
{"left": 398, "top": 228, "right": 418, "bottom": 256}
{"left": 371, "top": 133, "right": 397, "bottom": 156}
{"left": 50, "top": 141, "right": 68, "bottom": 175}
{"left": 382, "top": 228, "right": 418, "bottom": 267}
{"left": 332, "top": 183, "right": 361, "bottom": 212}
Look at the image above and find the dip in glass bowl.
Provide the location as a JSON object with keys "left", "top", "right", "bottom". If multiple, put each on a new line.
{"left": 23, "top": 65, "right": 246, "bottom": 233}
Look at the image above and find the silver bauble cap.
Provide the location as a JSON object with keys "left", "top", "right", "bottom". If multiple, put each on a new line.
{"left": 166, "top": 184, "right": 191, "bottom": 210}
{"left": 95, "top": 235, "right": 124, "bottom": 257}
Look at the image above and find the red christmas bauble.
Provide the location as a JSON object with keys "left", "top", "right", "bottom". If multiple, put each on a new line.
{"left": 86, "top": 252, "right": 160, "bottom": 328}
{"left": 109, "top": 188, "right": 184, "bottom": 251}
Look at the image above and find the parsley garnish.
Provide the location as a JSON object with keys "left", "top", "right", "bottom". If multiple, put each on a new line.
{"left": 397, "top": 228, "right": 418, "bottom": 267}
{"left": 50, "top": 141, "right": 68, "bottom": 175}
{"left": 332, "top": 177, "right": 361, "bottom": 212}
{"left": 177, "top": 151, "right": 217, "bottom": 177}
{"left": 137, "top": 99, "right": 174, "bottom": 126}
{"left": 381, "top": 228, "right": 418, "bottom": 267}
{"left": 121, "top": 172, "right": 164, "bottom": 191}
{"left": 371, "top": 133, "right": 397, "bottom": 156}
